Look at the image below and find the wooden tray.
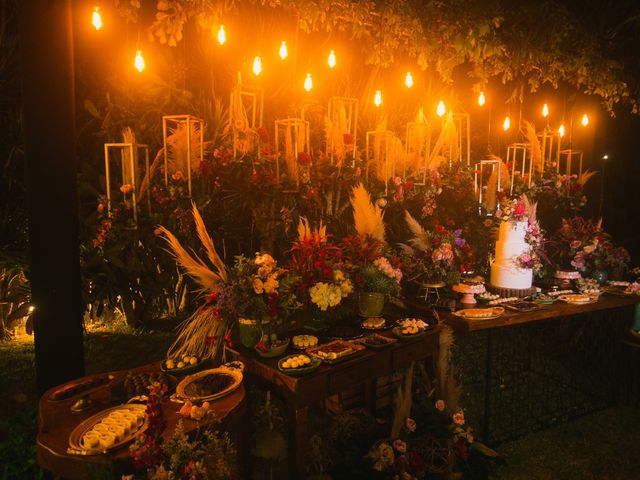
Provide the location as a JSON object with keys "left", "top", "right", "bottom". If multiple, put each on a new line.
{"left": 305, "top": 340, "right": 365, "bottom": 364}
{"left": 356, "top": 333, "right": 398, "bottom": 350}
{"left": 176, "top": 368, "right": 243, "bottom": 402}
{"left": 278, "top": 355, "right": 322, "bottom": 376}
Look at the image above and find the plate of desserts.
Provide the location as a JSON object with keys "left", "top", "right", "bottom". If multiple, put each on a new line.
{"left": 392, "top": 318, "right": 431, "bottom": 341}
{"left": 356, "top": 333, "right": 398, "bottom": 350}
{"left": 67, "top": 404, "right": 147, "bottom": 455}
{"left": 557, "top": 294, "right": 599, "bottom": 304}
{"left": 278, "top": 354, "right": 322, "bottom": 376}
{"left": 305, "top": 340, "right": 365, "bottom": 364}
{"left": 176, "top": 367, "right": 243, "bottom": 402}
{"left": 452, "top": 307, "right": 505, "bottom": 320}
{"left": 361, "top": 316, "right": 392, "bottom": 331}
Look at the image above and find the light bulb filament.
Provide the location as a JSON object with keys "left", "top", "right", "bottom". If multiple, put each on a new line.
{"left": 217, "top": 25, "right": 226, "bottom": 45}
{"left": 134, "top": 50, "right": 145, "bottom": 72}
{"left": 92, "top": 7, "right": 102, "bottom": 31}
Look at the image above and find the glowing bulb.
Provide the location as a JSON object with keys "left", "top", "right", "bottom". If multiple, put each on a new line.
{"left": 304, "top": 73, "right": 313, "bottom": 92}
{"left": 327, "top": 50, "right": 336, "bottom": 68}
{"left": 436, "top": 100, "right": 445, "bottom": 117}
{"left": 253, "top": 55, "right": 262, "bottom": 76}
{"left": 92, "top": 7, "right": 103, "bottom": 31}
{"left": 405, "top": 71, "right": 413, "bottom": 89}
{"left": 28, "top": 305, "right": 35, "bottom": 313}
{"left": 542, "top": 103, "right": 549, "bottom": 118}
{"left": 279, "top": 41, "right": 288, "bottom": 60}
{"left": 134, "top": 50, "right": 145, "bottom": 72}
{"left": 478, "top": 91, "right": 486, "bottom": 106}
{"left": 217, "top": 25, "right": 226, "bottom": 45}
{"left": 581, "top": 113, "right": 589, "bottom": 126}
{"left": 374, "top": 89, "right": 382, "bottom": 107}
{"left": 558, "top": 123, "right": 565, "bottom": 138}
{"left": 503, "top": 115, "right": 511, "bottom": 131}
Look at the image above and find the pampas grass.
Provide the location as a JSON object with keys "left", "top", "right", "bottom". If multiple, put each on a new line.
{"left": 485, "top": 155, "right": 511, "bottom": 211}
{"left": 438, "top": 326, "right": 461, "bottom": 412}
{"left": 522, "top": 120, "right": 542, "bottom": 173}
{"left": 391, "top": 362, "right": 414, "bottom": 439}
{"left": 297, "top": 217, "right": 327, "bottom": 243}
{"left": 167, "top": 304, "right": 227, "bottom": 361}
{"left": 351, "top": 183, "right": 385, "bottom": 242}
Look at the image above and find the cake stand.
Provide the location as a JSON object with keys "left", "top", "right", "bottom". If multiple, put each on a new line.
{"left": 453, "top": 283, "right": 486, "bottom": 304}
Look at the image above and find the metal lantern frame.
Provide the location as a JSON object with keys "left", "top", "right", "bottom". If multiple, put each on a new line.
{"left": 537, "top": 128, "right": 561, "bottom": 171}
{"left": 405, "top": 121, "right": 432, "bottom": 184}
{"left": 558, "top": 149, "right": 584, "bottom": 176}
{"left": 327, "top": 96, "right": 358, "bottom": 166}
{"left": 365, "top": 130, "right": 398, "bottom": 195}
{"left": 452, "top": 112, "right": 471, "bottom": 165}
{"left": 230, "top": 83, "right": 264, "bottom": 160}
{"left": 104, "top": 142, "right": 151, "bottom": 227}
{"left": 162, "top": 114, "right": 204, "bottom": 198}
{"left": 474, "top": 158, "right": 502, "bottom": 214}
{"left": 507, "top": 142, "right": 533, "bottom": 194}
{"left": 274, "top": 118, "right": 310, "bottom": 189}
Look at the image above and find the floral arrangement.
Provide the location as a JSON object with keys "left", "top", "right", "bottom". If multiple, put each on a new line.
{"left": 401, "top": 212, "right": 473, "bottom": 284}
{"left": 309, "top": 270, "right": 353, "bottom": 311}
{"left": 357, "top": 257, "right": 403, "bottom": 296}
{"left": 495, "top": 195, "right": 528, "bottom": 223}
{"left": 227, "top": 252, "right": 300, "bottom": 326}
{"left": 514, "top": 218, "right": 547, "bottom": 274}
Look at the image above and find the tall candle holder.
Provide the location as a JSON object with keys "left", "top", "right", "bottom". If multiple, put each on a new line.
{"left": 162, "top": 114, "right": 204, "bottom": 198}
{"left": 507, "top": 142, "right": 532, "bottom": 194}
{"left": 326, "top": 96, "right": 358, "bottom": 166}
{"left": 405, "top": 121, "right": 431, "bottom": 183}
{"left": 474, "top": 158, "right": 502, "bottom": 214}
{"left": 274, "top": 118, "right": 310, "bottom": 189}
{"left": 365, "top": 130, "right": 398, "bottom": 195}
{"left": 230, "top": 81, "right": 264, "bottom": 160}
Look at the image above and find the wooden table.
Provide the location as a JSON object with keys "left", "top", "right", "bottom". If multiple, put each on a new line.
{"left": 433, "top": 294, "right": 639, "bottom": 444}
{"left": 37, "top": 362, "right": 246, "bottom": 479}
{"left": 228, "top": 325, "right": 441, "bottom": 479}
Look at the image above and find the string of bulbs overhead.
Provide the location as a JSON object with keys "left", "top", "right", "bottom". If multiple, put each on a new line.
{"left": 91, "top": 7, "right": 592, "bottom": 130}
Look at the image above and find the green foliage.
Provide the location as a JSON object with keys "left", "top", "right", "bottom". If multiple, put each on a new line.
{"left": 0, "top": 408, "right": 45, "bottom": 480}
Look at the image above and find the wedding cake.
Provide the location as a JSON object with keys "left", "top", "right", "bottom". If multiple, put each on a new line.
{"left": 490, "top": 220, "right": 533, "bottom": 290}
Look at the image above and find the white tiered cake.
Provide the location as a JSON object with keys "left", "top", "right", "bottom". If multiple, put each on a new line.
{"left": 490, "top": 220, "right": 532, "bottom": 289}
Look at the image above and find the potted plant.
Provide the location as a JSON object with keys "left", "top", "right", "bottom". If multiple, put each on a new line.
{"left": 356, "top": 257, "right": 403, "bottom": 317}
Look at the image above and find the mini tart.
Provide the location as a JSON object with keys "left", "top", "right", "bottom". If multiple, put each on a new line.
{"left": 362, "top": 317, "right": 385, "bottom": 329}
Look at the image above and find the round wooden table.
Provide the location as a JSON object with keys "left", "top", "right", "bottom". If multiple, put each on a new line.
{"left": 37, "top": 362, "right": 246, "bottom": 479}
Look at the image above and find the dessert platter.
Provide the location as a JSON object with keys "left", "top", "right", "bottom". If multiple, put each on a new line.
{"left": 305, "top": 339, "right": 365, "bottom": 364}
{"left": 557, "top": 293, "right": 600, "bottom": 305}
{"left": 452, "top": 306, "right": 505, "bottom": 320}
{"left": 361, "top": 316, "right": 392, "bottom": 330}
{"left": 67, "top": 404, "right": 147, "bottom": 455}
{"left": 175, "top": 367, "right": 243, "bottom": 402}
{"left": 113, "top": 371, "right": 176, "bottom": 400}
{"left": 392, "top": 318, "right": 430, "bottom": 341}
{"left": 255, "top": 337, "right": 290, "bottom": 358}
{"left": 161, "top": 354, "right": 205, "bottom": 375}
{"left": 356, "top": 333, "right": 398, "bottom": 350}
{"left": 278, "top": 354, "right": 322, "bottom": 376}
{"left": 292, "top": 334, "right": 319, "bottom": 349}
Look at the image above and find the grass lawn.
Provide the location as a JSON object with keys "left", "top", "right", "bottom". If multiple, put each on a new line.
{"left": 0, "top": 329, "right": 638, "bottom": 479}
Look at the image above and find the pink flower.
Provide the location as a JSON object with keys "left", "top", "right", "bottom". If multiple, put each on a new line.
{"left": 405, "top": 417, "right": 417, "bottom": 432}
{"left": 393, "top": 439, "right": 407, "bottom": 453}
{"left": 171, "top": 170, "right": 184, "bottom": 181}
{"left": 570, "top": 240, "right": 582, "bottom": 249}
{"left": 119, "top": 183, "right": 133, "bottom": 194}
{"left": 435, "top": 400, "right": 445, "bottom": 412}
{"left": 453, "top": 410, "right": 465, "bottom": 426}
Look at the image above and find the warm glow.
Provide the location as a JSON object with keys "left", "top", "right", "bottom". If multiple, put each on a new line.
{"left": 503, "top": 115, "right": 511, "bottom": 131}
{"left": 542, "top": 103, "right": 549, "bottom": 118}
{"left": 252, "top": 55, "right": 262, "bottom": 76}
{"left": 328, "top": 50, "right": 336, "bottom": 68}
{"left": 279, "top": 41, "right": 288, "bottom": 60}
{"left": 436, "top": 100, "right": 445, "bottom": 117}
{"left": 405, "top": 71, "right": 413, "bottom": 89}
{"left": 558, "top": 123, "right": 565, "bottom": 138}
{"left": 581, "top": 113, "right": 589, "bottom": 126}
{"left": 304, "top": 73, "right": 313, "bottom": 92}
{"left": 92, "top": 7, "right": 103, "bottom": 31}
{"left": 217, "top": 25, "right": 226, "bottom": 45}
{"left": 134, "top": 50, "right": 145, "bottom": 72}
{"left": 374, "top": 89, "right": 382, "bottom": 107}
{"left": 478, "top": 91, "right": 486, "bottom": 106}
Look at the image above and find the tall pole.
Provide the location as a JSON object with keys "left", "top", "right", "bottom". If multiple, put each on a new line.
{"left": 20, "top": 0, "right": 84, "bottom": 395}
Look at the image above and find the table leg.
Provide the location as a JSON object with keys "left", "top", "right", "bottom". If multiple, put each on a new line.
{"left": 287, "top": 401, "right": 308, "bottom": 479}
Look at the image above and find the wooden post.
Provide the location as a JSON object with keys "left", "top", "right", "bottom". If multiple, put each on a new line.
{"left": 20, "top": 0, "right": 84, "bottom": 395}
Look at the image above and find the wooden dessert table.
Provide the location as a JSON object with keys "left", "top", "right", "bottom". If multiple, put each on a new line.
{"left": 37, "top": 362, "right": 247, "bottom": 479}
{"left": 227, "top": 325, "right": 442, "bottom": 480}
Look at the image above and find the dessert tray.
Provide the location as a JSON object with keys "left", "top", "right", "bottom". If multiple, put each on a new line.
{"left": 255, "top": 338, "right": 290, "bottom": 358}
{"left": 361, "top": 317, "right": 393, "bottom": 330}
{"left": 356, "top": 333, "right": 398, "bottom": 350}
{"left": 452, "top": 306, "right": 505, "bottom": 320}
{"left": 557, "top": 294, "right": 600, "bottom": 305}
{"left": 278, "top": 354, "right": 322, "bottom": 376}
{"left": 305, "top": 340, "right": 365, "bottom": 364}
{"left": 67, "top": 404, "right": 147, "bottom": 455}
{"left": 161, "top": 356, "right": 206, "bottom": 375}
{"left": 504, "top": 301, "right": 545, "bottom": 312}
{"left": 175, "top": 367, "right": 243, "bottom": 402}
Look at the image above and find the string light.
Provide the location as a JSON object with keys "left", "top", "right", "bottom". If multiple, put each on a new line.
{"left": 92, "top": 6, "right": 103, "bottom": 31}
{"left": 327, "top": 50, "right": 336, "bottom": 68}
{"left": 374, "top": 89, "right": 382, "bottom": 107}
{"left": 134, "top": 50, "right": 145, "bottom": 72}
{"left": 581, "top": 113, "right": 589, "bottom": 126}
{"left": 279, "top": 41, "right": 288, "bottom": 60}
{"left": 217, "top": 25, "right": 226, "bottom": 45}
{"left": 252, "top": 55, "right": 262, "bottom": 76}
{"left": 503, "top": 115, "right": 511, "bottom": 131}
{"left": 405, "top": 71, "right": 413, "bottom": 89}
{"left": 436, "top": 100, "right": 445, "bottom": 117}
{"left": 542, "top": 103, "right": 549, "bottom": 118}
{"left": 478, "top": 91, "right": 486, "bottom": 106}
{"left": 304, "top": 73, "right": 313, "bottom": 92}
{"left": 558, "top": 123, "right": 565, "bottom": 138}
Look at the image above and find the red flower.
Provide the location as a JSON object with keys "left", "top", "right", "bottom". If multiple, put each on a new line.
{"left": 223, "top": 329, "right": 233, "bottom": 348}
{"left": 206, "top": 291, "right": 219, "bottom": 303}
{"left": 256, "top": 338, "right": 268, "bottom": 352}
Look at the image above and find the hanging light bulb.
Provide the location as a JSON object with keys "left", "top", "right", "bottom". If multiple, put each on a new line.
{"left": 304, "top": 73, "right": 313, "bottom": 92}
{"left": 92, "top": 6, "right": 103, "bottom": 31}
{"left": 581, "top": 113, "right": 589, "bottom": 126}
{"left": 279, "top": 41, "right": 288, "bottom": 60}
{"left": 252, "top": 55, "right": 262, "bottom": 76}
{"left": 327, "top": 50, "right": 336, "bottom": 68}
{"left": 374, "top": 90, "right": 382, "bottom": 107}
{"left": 478, "top": 91, "right": 486, "bottom": 106}
{"left": 217, "top": 25, "right": 226, "bottom": 45}
{"left": 542, "top": 103, "right": 549, "bottom": 118}
{"left": 436, "top": 100, "right": 446, "bottom": 117}
{"left": 503, "top": 115, "right": 511, "bottom": 131}
{"left": 558, "top": 123, "right": 565, "bottom": 138}
{"left": 405, "top": 71, "right": 413, "bottom": 89}
{"left": 134, "top": 50, "right": 145, "bottom": 72}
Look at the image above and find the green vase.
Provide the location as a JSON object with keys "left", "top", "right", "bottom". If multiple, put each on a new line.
{"left": 358, "top": 292, "right": 386, "bottom": 317}
{"left": 238, "top": 318, "right": 261, "bottom": 348}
